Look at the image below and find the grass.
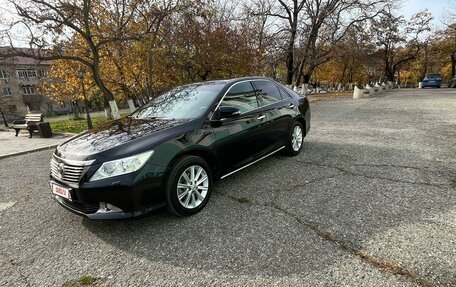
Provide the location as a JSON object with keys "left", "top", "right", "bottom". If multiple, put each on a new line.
{"left": 236, "top": 197, "right": 250, "bottom": 204}
{"left": 49, "top": 112, "right": 130, "bottom": 134}
{"left": 49, "top": 115, "right": 110, "bottom": 134}
{"left": 61, "top": 275, "right": 105, "bottom": 287}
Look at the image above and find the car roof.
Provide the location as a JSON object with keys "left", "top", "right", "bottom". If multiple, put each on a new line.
{"left": 191, "top": 76, "right": 278, "bottom": 87}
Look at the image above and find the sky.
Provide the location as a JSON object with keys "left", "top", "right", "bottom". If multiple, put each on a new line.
{"left": 401, "top": 0, "right": 454, "bottom": 27}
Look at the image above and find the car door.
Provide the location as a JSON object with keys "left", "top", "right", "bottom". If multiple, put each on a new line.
{"left": 210, "top": 81, "right": 270, "bottom": 174}
{"left": 252, "top": 80, "right": 296, "bottom": 151}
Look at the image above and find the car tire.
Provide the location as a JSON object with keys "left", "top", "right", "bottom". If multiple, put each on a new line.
{"left": 165, "top": 155, "right": 213, "bottom": 216}
{"left": 284, "top": 121, "right": 304, "bottom": 156}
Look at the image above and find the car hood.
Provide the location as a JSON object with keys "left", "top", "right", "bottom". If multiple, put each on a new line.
{"left": 56, "top": 117, "right": 191, "bottom": 161}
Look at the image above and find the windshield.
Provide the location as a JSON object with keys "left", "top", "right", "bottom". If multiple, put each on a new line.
{"left": 426, "top": 74, "right": 441, "bottom": 79}
{"left": 131, "top": 83, "right": 224, "bottom": 120}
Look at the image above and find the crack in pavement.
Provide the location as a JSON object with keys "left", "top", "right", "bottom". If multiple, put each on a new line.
{"left": 290, "top": 160, "right": 449, "bottom": 190}
{"left": 215, "top": 192, "right": 436, "bottom": 287}
{"left": 268, "top": 173, "right": 346, "bottom": 204}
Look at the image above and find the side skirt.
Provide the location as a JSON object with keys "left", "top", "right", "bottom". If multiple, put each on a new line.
{"left": 220, "top": 146, "right": 285, "bottom": 180}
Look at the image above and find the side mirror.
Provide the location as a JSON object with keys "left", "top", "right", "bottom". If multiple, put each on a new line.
{"left": 219, "top": 106, "right": 241, "bottom": 119}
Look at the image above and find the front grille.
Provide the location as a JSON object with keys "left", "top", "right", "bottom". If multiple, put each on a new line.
{"left": 51, "top": 157, "right": 86, "bottom": 183}
{"left": 61, "top": 198, "right": 100, "bottom": 214}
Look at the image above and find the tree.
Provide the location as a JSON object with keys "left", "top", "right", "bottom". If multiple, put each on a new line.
{"left": 294, "top": 0, "right": 389, "bottom": 87}
{"left": 437, "top": 23, "right": 456, "bottom": 78}
{"left": 371, "top": 8, "right": 433, "bottom": 81}
{"left": 258, "top": 0, "right": 389, "bottom": 86}
{"left": 158, "top": 1, "right": 258, "bottom": 83}
{"left": 0, "top": 0, "right": 178, "bottom": 119}
{"left": 261, "top": 0, "right": 305, "bottom": 85}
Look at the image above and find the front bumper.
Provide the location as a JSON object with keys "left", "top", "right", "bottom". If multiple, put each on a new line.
{"left": 50, "top": 171, "right": 166, "bottom": 219}
{"left": 54, "top": 196, "right": 135, "bottom": 219}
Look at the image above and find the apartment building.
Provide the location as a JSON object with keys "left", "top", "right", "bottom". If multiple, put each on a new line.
{"left": 0, "top": 47, "right": 51, "bottom": 118}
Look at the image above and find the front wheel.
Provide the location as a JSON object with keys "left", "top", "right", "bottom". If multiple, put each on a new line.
{"left": 165, "top": 156, "right": 213, "bottom": 216}
{"left": 284, "top": 121, "right": 304, "bottom": 156}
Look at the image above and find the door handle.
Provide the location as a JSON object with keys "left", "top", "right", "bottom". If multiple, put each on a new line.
{"left": 288, "top": 103, "right": 295, "bottom": 109}
{"left": 257, "top": 115, "right": 266, "bottom": 121}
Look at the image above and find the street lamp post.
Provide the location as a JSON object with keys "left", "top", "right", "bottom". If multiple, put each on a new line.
{"left": 77, "top": 68, "right": 93, "bottom": 130}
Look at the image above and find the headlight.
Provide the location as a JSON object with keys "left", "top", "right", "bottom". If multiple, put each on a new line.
{"left": 89, "top": 151, "right": 154, "bottom": 181}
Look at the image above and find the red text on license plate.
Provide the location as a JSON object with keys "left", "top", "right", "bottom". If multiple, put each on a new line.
{"left": 52, "top": 184, "right": 70, "bottom": 200}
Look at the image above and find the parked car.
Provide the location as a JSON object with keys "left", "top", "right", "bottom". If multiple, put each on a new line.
{"left": 50, "top": 77, "right": 311, "bottom": 219}
{"left": 448, "top": 75, "right": 456, "bottom": 88}
{"left": 421, "top": 73, "right": 442, "bottom": 88}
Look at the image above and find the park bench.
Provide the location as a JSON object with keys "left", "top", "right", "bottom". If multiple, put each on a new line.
{"left": 12, "top": 113, "right": 44, "bottom": 138}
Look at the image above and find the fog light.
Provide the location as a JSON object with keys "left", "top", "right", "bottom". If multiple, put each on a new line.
{"left": 98, "top": 202, "right": 123, "bottom": 213}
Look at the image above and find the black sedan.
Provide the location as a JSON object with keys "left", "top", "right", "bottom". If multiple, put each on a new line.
{"left": 50, "top": 77, "right": 311, "bottom": 219}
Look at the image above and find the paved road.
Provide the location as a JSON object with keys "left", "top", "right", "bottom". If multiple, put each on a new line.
{"left": 0, "top": 89, "right": 455, "bottom": 287}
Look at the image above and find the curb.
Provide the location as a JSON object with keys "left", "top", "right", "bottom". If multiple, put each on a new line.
{"left": 0, "top": 144, "right": 59, "bottom": 160}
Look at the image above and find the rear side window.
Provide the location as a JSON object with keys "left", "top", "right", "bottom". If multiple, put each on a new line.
{"left": 220, "top": 82, "right": 258, "bottom": 113}
{"left": 277, "top": 86, "right": 292, "bottom": 99}
{"left": 253, "top": 80, "right": 283, "bottom": 106}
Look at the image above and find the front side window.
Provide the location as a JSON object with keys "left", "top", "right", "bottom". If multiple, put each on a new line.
{"left": 132, "top": 83, "right": 224, "bottom": 120}
{"left": 219, "top": 82, "right": 258, "bottom": 113}
{"left": 253, "top": 80, "right": 282, "bottom": 106}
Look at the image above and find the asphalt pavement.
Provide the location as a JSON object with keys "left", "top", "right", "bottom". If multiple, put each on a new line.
{"left": 0, "top": 88, "right": 455, "bottom": 286}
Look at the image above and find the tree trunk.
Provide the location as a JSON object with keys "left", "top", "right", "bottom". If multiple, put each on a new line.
{"left": 340, "top": 62, "right": 348, "bottom": 83}
{"left": 285, "top": 39, "right": 295, "bottom": 85}
{"left": 91, "top": 53, "right": 120, "bottom": 119}
{"left": 82, "top": 0, "right": 120, "bottom": 120}
{"left": 285, "top": 8, "right": 299, "bottom": 86}
{"left": 451, "top": 52, "right": 456, "bottom": 78}
{"left": 127, "top": 99, "right": 136, "bottom": 112}
{"left": 0, "top": 107, "right": 8, "bottom": 128}
{"left": 302, "top": 73, "right": 312, "bottom": 84}
{"left": 147, "top": 47, "right": 155, "bottom": 98}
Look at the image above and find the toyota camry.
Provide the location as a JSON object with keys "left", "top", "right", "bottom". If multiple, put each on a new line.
{"left": 50, "top": 77, "right": 311, "bottom": 219}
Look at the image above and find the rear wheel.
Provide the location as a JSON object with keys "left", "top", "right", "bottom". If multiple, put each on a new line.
{"left": 284, "top": 121, "right": 304, "bottom": 156}
{"left": 165, "top": 156, "right": 213, "bottom": 216}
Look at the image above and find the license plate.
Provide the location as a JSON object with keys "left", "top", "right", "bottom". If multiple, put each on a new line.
{"left": 51, "top": 183, "right": 71, "bottom": 200}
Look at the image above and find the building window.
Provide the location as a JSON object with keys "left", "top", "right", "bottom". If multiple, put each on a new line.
{"left": 16, "top": 69, "right": 38, "bottom": 78}
{"left": 0, "top": 69, "right": 8, "bottom": 79}
{"left": 27, "top": 69, "right": 37, "bottom": 78}
{"left": 22, "top": 86, "right": 35, "bottom": 95}
{"left": 38, "top": 69, "right": 47, "bottom": 77}
{"left": 2, "top": 87, "right": 12, "bottom": 96}
{"left": 17, "top": 69, "right": 27, "bottom": 78}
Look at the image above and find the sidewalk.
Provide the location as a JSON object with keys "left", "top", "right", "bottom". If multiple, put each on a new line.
{"left": 0, "top": 128, "right": 70, "bottom": 159}
{"left": 0, "top": 108, "right": 131, "bottom": 158}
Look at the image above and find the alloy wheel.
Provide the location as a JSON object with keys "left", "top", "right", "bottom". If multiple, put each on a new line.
{"left": 291, "top": 125, "right": 303, "bottom": 152}
{"left": 176, "top": 165, "right": 209, "bottom": 209}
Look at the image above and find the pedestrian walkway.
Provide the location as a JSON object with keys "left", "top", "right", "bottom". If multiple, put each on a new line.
{"left": 0, "top": 129, "right": 70, "bottom": 158}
